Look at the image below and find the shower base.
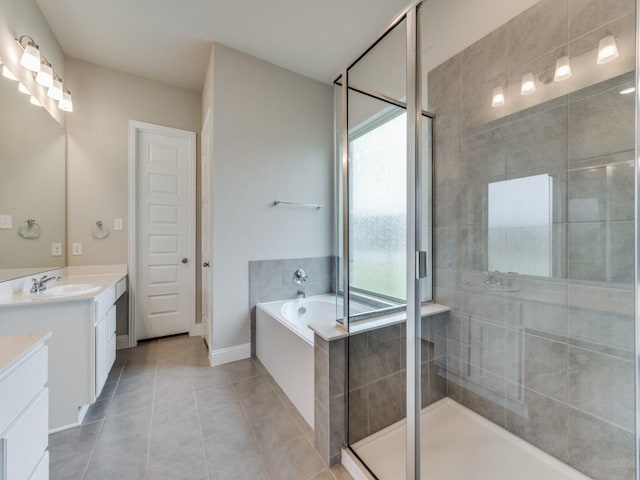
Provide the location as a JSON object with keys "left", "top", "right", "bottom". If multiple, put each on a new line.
{"left": 347, "top": 398, "right": 591, "bottom": 480}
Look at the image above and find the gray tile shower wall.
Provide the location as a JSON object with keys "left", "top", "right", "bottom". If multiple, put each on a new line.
{"left": 347, "top": 313, "right": 448, "bottom": 444}
{"left": 249, "top": 256, "right": 334, "bottom": 354}
{"left": 428, "top": 0, "right": 635, "bottom": 479}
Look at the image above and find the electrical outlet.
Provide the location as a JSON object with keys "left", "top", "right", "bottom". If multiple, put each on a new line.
{"left": 72, "top": 242, "right": 82, "bottom": 256}
{"left": 0, "top": 215, "right": 12, "bottom": 229}
{"left": 51, "top": 242, "right": 62, "bottom": 256}
{"left": 114, "top": 218, "right": 123, "bottom": 231}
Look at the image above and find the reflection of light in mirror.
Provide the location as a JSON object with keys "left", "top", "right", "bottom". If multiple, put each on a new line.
{"left": 29, "top": 95, "right": 42, "bottom": 107}
{"left": 2, "top": 65, "right": 17, "bottom": 81}
{"left": 491, "top": 86, "right": 505, "bottom": 107}
{"left": 520, "top": 72, "right": 536, "bottom": 95}
{"left": 597, "top": 35, "right": 619, "bottom": 65}
{"left": 620, "top": 86, "right": 635, "bottom": 95}
{"left": 554, "top": 56, "right": 572, "bottom": 82}
{"left": 18, "top": 82, "right": 30, "bottom": 95}
{"left": 488, "top": 174, "right": 553, "bottom": 277}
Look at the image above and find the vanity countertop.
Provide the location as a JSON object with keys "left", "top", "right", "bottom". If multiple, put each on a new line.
{"left": 0, "top": 332, "right": 51, "bottom": 379}
{"left": 0, "top": 265, "right": 127, "bottom": 308}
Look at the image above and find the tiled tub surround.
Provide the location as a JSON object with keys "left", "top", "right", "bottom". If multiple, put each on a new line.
{"left": 249, "top": 256, "right": 334, "bottom": 354}
{"left": 428, "top": 0, "right": 636, "bottom": 478}
{"left": 347, "top": 313, "right": 449, "bottom": 445}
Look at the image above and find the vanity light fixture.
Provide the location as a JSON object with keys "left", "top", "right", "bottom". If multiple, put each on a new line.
{"left": 35, "top": 59, "right": 53, "bottom": 88}
{"left": 520, "top": 72, "right": 536, "bottom": 95}
{"left": 554, "top": 55, "right": 572, "bottom": 82}
{"left": 16, "top": 35, "right": 41, "bottom": 72}
{"left": 58, "top": 89, "right": 73, "bottom": 112}
{"left": 2, "top": 65, "right": 17, "bottom": 81}
{"left": 47, "top": 74, "right": 63, "bottom": 101}
{"left": 18, "top": 82, "right": 30, "bottom": 95}
{"left": 491, "top": 86, "right": 505, "bottom": 107}
{"left": 620, "top": 86, "right": 636, "bottom": 95}
{"left": 597, "top": 34, "right": 619, "bottom": 64}
{"left": 29, "top": 95, "right": 42, "bottom": 107}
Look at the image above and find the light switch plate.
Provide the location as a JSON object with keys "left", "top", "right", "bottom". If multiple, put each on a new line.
{"left": 114, "top": 218, "right": 123, "bottom": 231}
{"left": 72, "top": 242, "right": 82, "bottom": 256}
{"left": 51, "top": 242, "right": 62, "bottom": 256}
{"left": 0, "top": 215, "right": 12, "bottom": 229}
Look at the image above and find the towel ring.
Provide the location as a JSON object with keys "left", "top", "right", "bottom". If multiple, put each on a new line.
{"left": 91, "top": 220, "right": 110, "bottom": 239}
{"left": 18, "top": 219, "right": 41, "bottom": 239}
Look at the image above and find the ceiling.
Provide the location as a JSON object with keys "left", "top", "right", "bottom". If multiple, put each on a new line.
{"left": 36, "top": 0, "right": 409, "bottom": 92}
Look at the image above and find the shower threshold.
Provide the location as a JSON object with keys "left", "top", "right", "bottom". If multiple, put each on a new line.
{"left": 346, "top": 398, "right": 591, "bottom": 480}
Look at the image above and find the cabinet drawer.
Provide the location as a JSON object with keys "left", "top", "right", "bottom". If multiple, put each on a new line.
{"left": 95, "top": 286, "right": 116, "bottom": 321}
{"left": 30, "top": 451, "right": 49, "bottom": 480}
{"left": 107, "top": 334, "right": 117, "bottom": 375}
{"left": 3, "top": 389, "right": 48, "bottom": 480}
{"left": 0, "top": 346, "right": 47, "bottom": 433}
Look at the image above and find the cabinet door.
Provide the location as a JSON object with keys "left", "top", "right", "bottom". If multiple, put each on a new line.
{"left": 94, "top": 315, "right": 107, "bottom": 398}
{"left": 106, "top": 306, "right": 117, "bottom": 374}
{"left": 3, "top": 389, "right": 48, "bottom": 479}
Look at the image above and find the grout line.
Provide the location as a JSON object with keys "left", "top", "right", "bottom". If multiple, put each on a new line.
{"left": 80, "top": 356, "right": 125, "bottom": 480}
{"left": 193, "top": 376, "right": 212, "bottom": 480}
{"left": 142, "top": 351, "right": 158, "bottom": 480}
{"left": 227, "top": 368, "right": 276, "bottom": 479}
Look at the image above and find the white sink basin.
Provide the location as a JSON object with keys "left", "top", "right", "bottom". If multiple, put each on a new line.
{"left": 40, "top": 284, "right": 101, "bottom": 297}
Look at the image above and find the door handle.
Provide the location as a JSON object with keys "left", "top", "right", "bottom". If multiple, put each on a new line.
{"left": 203, "top": 262, "right": 210, "bottom": 267}
{"left": 181, "top": 258, "right": 188, "bottom": 264}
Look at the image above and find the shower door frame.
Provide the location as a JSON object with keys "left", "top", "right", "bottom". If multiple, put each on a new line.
{"left": 338, "top": 2, "right": 428, "bottom": 479}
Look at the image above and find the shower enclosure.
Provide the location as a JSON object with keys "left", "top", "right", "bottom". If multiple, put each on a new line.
{"left": 335, "top": 1, "right": 638, "bottom": 479}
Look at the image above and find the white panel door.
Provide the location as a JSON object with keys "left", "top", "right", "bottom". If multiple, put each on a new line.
{"left": 201, "top": 111, "right": 212, "bottom": 347}
{"left": 135, "top": 123, "right": 195, "bottom": 340}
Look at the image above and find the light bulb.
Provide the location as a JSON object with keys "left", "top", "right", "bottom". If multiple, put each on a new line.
{"left": 20, "top": 43, "right": 41, "bottom": 72}
{"left": 2, "top": 65, "right": 17, "bottom": 81}
{"left": 35, "top": 62, "right": 53, "bottom": 88}
{"left": 620, "top": 87, "right": 636, "bottom": 95}
{"left": 597, "top": 35, "right": 619, "bottom": 64}
{"left": 491, "top": 86, "right": 505, "bottom": 107}
{"left": 47, "top": 78, "right": 63, "bottom": 101}
{"left": 59, "top": 90, "right": 73, "bottom": 112}
{"left": 29, "top": 95, "right": 42, "bottom": 107}
{"left": 520, "top": 72, "right": 536, "bottom": 95}
{"left": 554, "top": 56, "right": 572, "bottom": 82}
{"left": 18, "top": 82, "right": 30, "bottom": 95}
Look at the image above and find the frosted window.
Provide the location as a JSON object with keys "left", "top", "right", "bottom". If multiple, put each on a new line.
{"left": 488, "top": 174, "right": 553, "bottom": 276}
{"left": 350, "top": 111, "right": 407, "bottom": 300}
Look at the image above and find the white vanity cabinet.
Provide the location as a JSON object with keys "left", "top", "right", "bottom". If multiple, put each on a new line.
{"left": 94, "top": 281, "right": 122, "bottom": 397}
{"left": 0, "top": 333, "right": 50, "bottom": 480}
{"left": 0, "top": 268, "right": 127, "bottom": 431}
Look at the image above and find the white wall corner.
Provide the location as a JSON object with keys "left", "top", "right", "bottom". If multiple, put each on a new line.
{"left": 210, "top": 343, "right": 251, "bottom": 367}
{"left": 190, "top": 323, "right": 203, "bottom": 337}
{"left": 116, "top": 335, "right": 129, "bottom": 350}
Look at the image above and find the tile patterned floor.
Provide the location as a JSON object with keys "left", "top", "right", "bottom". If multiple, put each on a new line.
{"left": 49, "top": 334, "right": 353, "bottom": 480}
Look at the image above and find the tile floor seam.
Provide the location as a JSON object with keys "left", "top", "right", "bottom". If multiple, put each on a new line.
{"left": 142, "top": 363, "right": 157, "bottom": 480}
{"left": 192, "top": 375, "right": 212, "bottom": 480}
{"left": 228, "top": 366, "right": 276, "bottom": 479}
{"left": 79, "top": 362, "right": 124, "bottom": 480}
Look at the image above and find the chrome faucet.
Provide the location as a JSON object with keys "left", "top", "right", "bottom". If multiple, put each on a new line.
{"left": 30, "top": 275, "right": 60, "bottom": 294}
{"left": 293, "top": 268, "right": 308, "bottom": 299}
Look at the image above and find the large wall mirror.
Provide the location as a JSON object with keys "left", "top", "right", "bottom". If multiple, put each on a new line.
{"left": 0, "top": 73, "right": 65, "bottom": 282}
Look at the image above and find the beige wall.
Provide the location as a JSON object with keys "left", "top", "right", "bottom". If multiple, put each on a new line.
{"left": 65, "top": 59, "right": 201, "bottom": 266}
{"left": 209, "top": 44, "right": 334, "bottom": 351}
{"left": 0, "top": 0, "right": 66, "bottom": 124}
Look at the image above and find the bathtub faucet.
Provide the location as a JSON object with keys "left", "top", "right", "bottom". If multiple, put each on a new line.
{"left": 293, "top": 268, "right": 308, "bottom": 298}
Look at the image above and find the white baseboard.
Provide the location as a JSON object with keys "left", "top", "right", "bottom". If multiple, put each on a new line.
{"left": 190, "top": 323, "right": 203, "bottom": 337}
{"left": 116, "top": 335, "right": 129, "bottom": 350}
{"left": 210, "top": 343, "right": 251, "bottom": 366}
